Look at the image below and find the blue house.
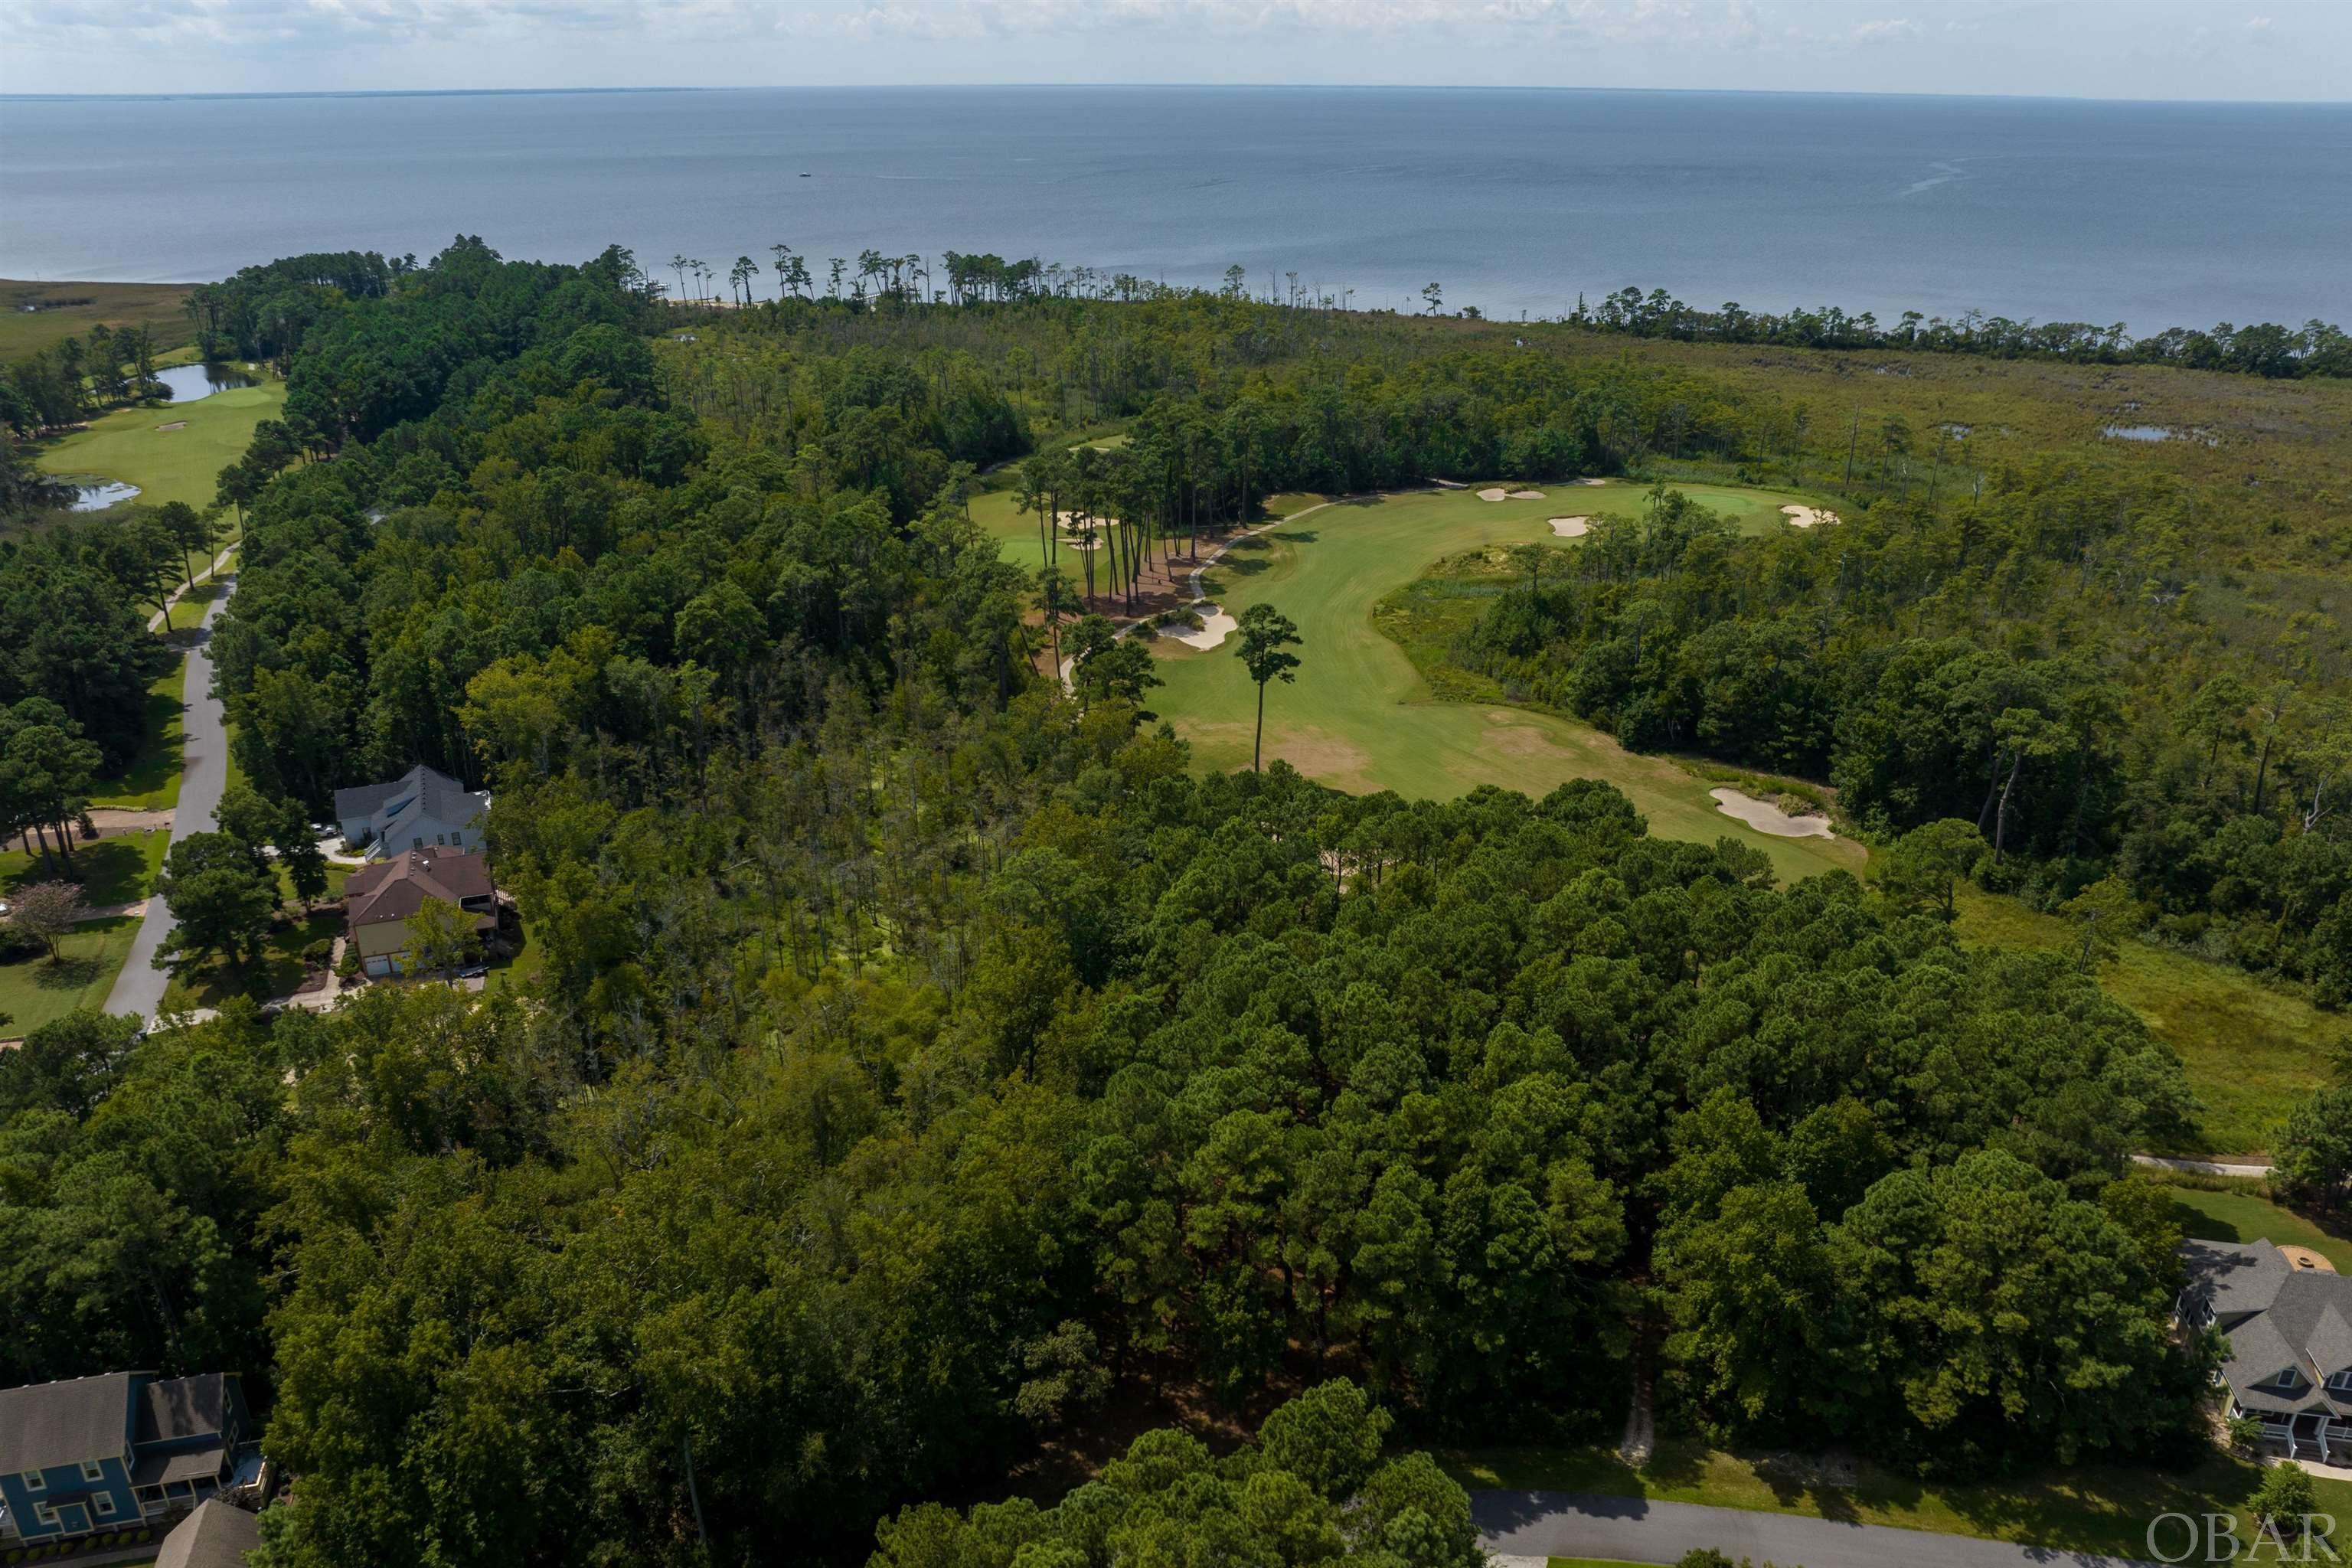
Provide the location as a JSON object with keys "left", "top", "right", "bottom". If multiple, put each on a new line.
{"left": 0, "top": 1372, "right": 248, "bottom": 1545}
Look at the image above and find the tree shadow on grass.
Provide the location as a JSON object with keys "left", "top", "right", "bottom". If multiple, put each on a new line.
{"left": 30, "top": 955, "right": 103, "bottom": 991}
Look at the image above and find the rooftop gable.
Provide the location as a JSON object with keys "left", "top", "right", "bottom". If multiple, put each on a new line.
{"left": 0, "top": 1373, "right": 139, "bottom": 1476}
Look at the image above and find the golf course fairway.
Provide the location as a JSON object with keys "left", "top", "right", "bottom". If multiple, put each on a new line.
{"left": 1147, "top": 484, "right": 1864, "bottom": 885}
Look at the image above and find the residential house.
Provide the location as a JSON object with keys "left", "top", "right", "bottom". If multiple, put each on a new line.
{"left": 0, "top": 1371, "right": 249, "bottom": 1546}
{"left": 343, "top": 845, "right": 496, "bottom": 978}
{"left": 332, "top": 763, "right": 490, "bottom": 861}
{"left": 2179, "top": 1237, "right": 2352, "bottom": 1461}
{"left": 155, "top": 1497, "right": 263, "bottom": 1568}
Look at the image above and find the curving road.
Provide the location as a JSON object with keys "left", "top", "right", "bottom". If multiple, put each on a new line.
{"left": 105, "top": 572, "right": 236, "bottom": 1027}
{"left": 1474, "top": 1490, "right": 2164, "bottom": 1568}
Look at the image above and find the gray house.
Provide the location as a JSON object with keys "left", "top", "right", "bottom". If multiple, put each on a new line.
{"left": 2180, "top": 1237, "right": 2352, "bottom": 1462}
{"left": 333, "top": 764, "right": 490, "bottom": 861}
{"left": 156, "top": 1496, "right": 263, "bottom": 1568}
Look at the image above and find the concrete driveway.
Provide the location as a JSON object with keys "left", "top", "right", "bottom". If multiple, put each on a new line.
{"left": 105, "top": 573, "right": 235, "bottom": 1028}
{"left": 1474, "top": 1491, "right": 2164, "bottom": 1568}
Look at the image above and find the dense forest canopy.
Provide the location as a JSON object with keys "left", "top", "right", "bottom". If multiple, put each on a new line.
{"left": 1574, "top": 283, "right": 2352, "bottom": 378}
{"left": 2, "top": 237, "right": 2347, "bottom": 1566}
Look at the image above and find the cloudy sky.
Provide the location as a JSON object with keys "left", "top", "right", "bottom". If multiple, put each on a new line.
{"left": 2, "top": 1, "right": 2343, "bottom": 102}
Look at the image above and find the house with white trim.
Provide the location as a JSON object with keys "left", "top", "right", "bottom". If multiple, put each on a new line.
{"left": 332, "top": 763, "right": 489, "bottom": 861}
{"left": 2180, "top": 1238, "right": 2352, "bottom": 1462}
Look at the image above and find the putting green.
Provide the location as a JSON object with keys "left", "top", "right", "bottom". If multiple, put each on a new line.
{"left": 36, "top": 371, "right": 285, "bottom": 514}
{"left": 1145, "top": 485, "right": 1863, "bottom": 885}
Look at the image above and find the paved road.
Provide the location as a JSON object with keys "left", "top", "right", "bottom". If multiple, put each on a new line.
{"left": 105, "top": 573, "right": 236, "bottom": 1027}
{"left": 1474, "top": 1491, "right": 2163, "bottom": 1568}
{"left": 2132, "top": 1153, "right": 2275, "bottom": 1178}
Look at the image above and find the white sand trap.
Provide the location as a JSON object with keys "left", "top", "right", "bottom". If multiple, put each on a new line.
{"left": 155, "top": 420, "right": 188, "bottom": 431}
{"left": 1432, "top": 479, "right": 1468, "bottom": 490}
{"left": 1509, "top": 488, "right": 1545, "bottom": 500}
{"left": 1710, "top": 787, "right": 1834, "bottom": 839}
{"left": 1549, "top": 516, "right": 1592, "bottom": 537}
{"left": 1574, "top": 477, "right": 1608, "bottom": 486}
{"left": 1056, "top": 510, "right": 1119, "bottom": 533}
{"left": 1780, "top": 505, "right": 1841, "bottom": 528}
{"left": 1477, "top": 487, "right": 1510, "bottom": 501}
{"left": 1170, "top": 605, "right": 1238, "bottom": 651}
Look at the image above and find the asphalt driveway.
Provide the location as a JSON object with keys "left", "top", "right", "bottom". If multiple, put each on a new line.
{"left": 1475, "top": 1490, "right": 2165, "bottom": 1568}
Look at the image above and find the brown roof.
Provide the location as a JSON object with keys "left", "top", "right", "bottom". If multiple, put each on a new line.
{"left": 343, "top": 847, "right": 495, "bottom": 932}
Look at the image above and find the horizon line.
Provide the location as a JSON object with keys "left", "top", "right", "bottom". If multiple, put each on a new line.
{"left": 4, "top": 83, "right": 2350, "bottom": 108}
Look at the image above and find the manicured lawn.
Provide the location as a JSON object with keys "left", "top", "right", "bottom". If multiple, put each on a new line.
{"left": 161, "top": 909, "right": 343, "bottom": 1013}
{"left": 1953, "top": 888, "right": 2334, "bottom": 1157}
{"left": 1142, "top": 485, "right": 1862, "bottom": 887}
{"left": 2167, "top": 1184, "right": 2352, "bottom": 1273}
{"left": 0, "top": 916, "right": 139, "bottom": 1038}
{"left": 0, "top": 277, "right": 194, "bottom": 358}
{"left": 34, "top": 373, "right": 284, "bottom": 513}
{"left": 1448, "top": 1439, "right": 2352, "bottom": 1563}
{"left": 0, "top": 830, "right": 168, "bottom": 909}
{"left": 90, "top": 657, "right": 190, "bottom": 809}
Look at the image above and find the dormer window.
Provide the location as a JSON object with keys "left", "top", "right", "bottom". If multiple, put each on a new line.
{"left": 2266, "top": 1368, "right": 2305, "bottom": 1392}
{"left": 22, "top": 1469, "right": 44, "bottom": 1491}
{"left": 80, "top": 1460, "right": 103, "bottom": 1481}
{"left": 2329, "top": 1369, "right": 2352, "bottom": 1393}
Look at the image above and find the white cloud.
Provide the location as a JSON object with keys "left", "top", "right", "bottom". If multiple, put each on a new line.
{"left": 1851, "top": 16, "right": 1918, "bottom": 43}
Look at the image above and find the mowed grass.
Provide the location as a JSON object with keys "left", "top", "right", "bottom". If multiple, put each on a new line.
{"left": 0, "top": 830, "right": 169, "bottom": 910}
{"left": 90, "top": 657, "right": 190, "bottom": 810}
{"left": 0, "top": 278, "right": 194, "bottom": 359}
{"left": 35, "top": 373, "right": 284, "bottom": 513}
{"left": 0, "top": 917, "right": 139, "bottom": 1039}
{"left": 1448, "top": 1439, "right": 2352, "bottom": 1563}
{"left": 1953, "top": 888, "right": 2341, "bottom": 1157}
{"left": 2166, "top": 1184, "right": 2352, "bottom": 1273}
{"left": 1144, "top": 485, "right": 1862, "bottom": 885}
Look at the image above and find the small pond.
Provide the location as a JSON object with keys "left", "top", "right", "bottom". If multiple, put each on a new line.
{"left": 2102, "top": 423, "right": 2217, "bottom": 446}
{"left": 69, "top": 480, "right": 141, "bottom": 511}
{"left": 155, "top": 363, "right": 256, "bottom": 403}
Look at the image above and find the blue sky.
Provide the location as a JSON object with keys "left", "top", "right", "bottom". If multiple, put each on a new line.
{"left": 2, "top": 1, "right": 2344, "bottom": 103}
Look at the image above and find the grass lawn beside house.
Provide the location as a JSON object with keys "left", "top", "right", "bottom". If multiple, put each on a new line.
{"left": 159, "top": 908, "right": 344, "bottom": 1014}
{"left": 1448, "top": 1439, "right": 2351, "bottom": 1563}
{"left": 0, "top": 916, "right": 139, "bottom": 1038}
{"left": 1953, "top": 888, "right": 2341, "bottom": 1158}
{"left": 2167, "top": 1184, "right": 2352, "bottom": 1274}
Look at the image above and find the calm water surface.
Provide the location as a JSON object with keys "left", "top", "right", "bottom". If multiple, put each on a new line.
{"left": 2, "top": 87, "right": 2346, "bottom": 328}
{"left": 153, "top": 363, "right": 254, "bottom": 402}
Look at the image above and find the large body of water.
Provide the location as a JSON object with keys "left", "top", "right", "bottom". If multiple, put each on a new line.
{"left": 3, "top": 87, "right": 2347, "bottom": 330}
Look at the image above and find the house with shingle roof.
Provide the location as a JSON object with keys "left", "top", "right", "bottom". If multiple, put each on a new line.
{"left": 0, "top": 1371, "right": 249, "bottom": 1546}
{"left": 343, "top": 845, "right": 497, "bottom": 978}
{"left": 155, "top": 1496, "right": 263, "bottom": 1568}
{"left": 2180, "top": 1237, "right": 2352, "bottom": 1461}
{"left": 332, "top": 763, "right": 489, "bottom": 862}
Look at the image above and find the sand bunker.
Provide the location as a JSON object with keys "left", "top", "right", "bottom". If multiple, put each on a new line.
{"left": 1710, "top": 787, "right": 1834, "bottom": 839}
{"left": 1573, "top": 477, "right": 1607, "bottom": 486}
{"left": 1780, "top": 505, "right": 1841, "bottom": 528}
{"left": 155, "top": 420, "right": 188, "bottom": 431}
{"left": 1508, "top": 488, "right": 1545, "bottom": 500}
{"left": 1056, "top": 510, "right": 1119, "bottom": 533}
{"left": 1432, "top": 479, "right": 1468, "bottom": 490}
{"left": 1549, "top": 516, "right": 1592, "bottom": 537}
{"left": 1477, "top": 487, "right": 1509, "bottom": 501}
{"left": 1169, "top": 604, "right": 1238, "bottom": 651}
